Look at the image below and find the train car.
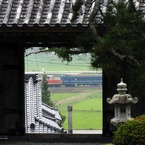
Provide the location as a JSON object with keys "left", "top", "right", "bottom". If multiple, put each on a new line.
{"left": 61, "top": 75, "right": 102, "bottom": 87}
{"left": 47, "top": 78, "right": 62, "bottom": 87}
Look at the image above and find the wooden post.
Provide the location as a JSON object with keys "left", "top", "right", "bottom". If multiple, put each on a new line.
{"left": 67, "top": 105, "right": 73, "bottom": 134}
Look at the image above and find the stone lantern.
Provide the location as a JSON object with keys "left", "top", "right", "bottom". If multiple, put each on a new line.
{"left": 107, "top": 78, "right": 138, "bottom": 126}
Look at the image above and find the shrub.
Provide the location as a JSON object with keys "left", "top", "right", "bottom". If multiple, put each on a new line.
{"left": 113, "top": 115, "right": 145, "bottom": 145}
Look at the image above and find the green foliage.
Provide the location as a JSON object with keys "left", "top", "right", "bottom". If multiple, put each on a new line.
{"left": 41, "top": 74, "right": 53, "bottom": 106}
{"left": 76, "top": 30, "right": 97, "bottom": 50}
{"left": 113, "top": 115, "right": 145, "bottom": 145}
{"left": 48, "top": 47, "right": 73, "bottom": 62}
{"left": 59, "top": 111, "right": 66, "bottom": 125}
{"left": 90, "top": 0, "right": 145, "bottom": 98}
{"left": 92, "top": 0, "right": 145, "bottom": 74}
{"left": 71, "top": 0, "right": 84, "bottom": 22}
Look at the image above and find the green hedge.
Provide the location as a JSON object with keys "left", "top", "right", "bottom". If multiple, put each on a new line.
{"left": 113, "top": 115, "right": 145, "bottom": 145}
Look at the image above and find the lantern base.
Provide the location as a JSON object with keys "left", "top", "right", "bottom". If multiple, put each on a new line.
{"left": 111, "top": 117, "right": 133, "bottom": 126}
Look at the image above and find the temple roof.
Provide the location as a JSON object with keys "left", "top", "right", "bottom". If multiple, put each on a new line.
{"left": 0, "top": 0, "right": 144, "bottom": 46}
{"left": 0, "top": 0, "right": 98, "bottom": 46}
{"left": 0, "top": 0, "right": 96, "bottom": 28}
{"left": 0, "top": 0, "right": 145, "bottom": 28}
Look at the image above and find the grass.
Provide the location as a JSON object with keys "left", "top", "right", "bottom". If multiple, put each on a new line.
{"left": 61, "top": 110, "right": 102, "bottom": 129}
{"left": 52, "top": 90, "right": 102, "bottom": 130}
{"left": 72, "top": 96, "right": 102, "bottom": 111}
{"left": 52, "top": 93, "right": 78, "bottom": 101}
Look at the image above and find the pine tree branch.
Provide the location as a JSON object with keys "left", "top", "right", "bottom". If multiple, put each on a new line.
{"left": 111, "top": 48, "right": 140, "bottom": 68}
{"left": 89, "top": 0, "right": 99, "bottom": 22}
{"left": 25, "top": 49, "right": 48, "bottom": 57}
{"left": 89, "top": 0, "right": 100, "bottom": 36}
{"left": 128, "top": 0, "right": 137, "bottom": 12}
{"left": 25, "top": 48, "right": 90, "bottom": 57}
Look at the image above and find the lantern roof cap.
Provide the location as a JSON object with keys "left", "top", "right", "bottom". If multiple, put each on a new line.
{"left": 117, "top": 78, "right": 127, "bottom": 93}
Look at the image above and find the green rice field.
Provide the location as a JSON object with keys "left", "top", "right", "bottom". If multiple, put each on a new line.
{"left": 52, "top": 90, "right": 102, "bottom": 130}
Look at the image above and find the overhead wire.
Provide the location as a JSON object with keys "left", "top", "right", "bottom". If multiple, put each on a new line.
{"left": 35, "top": 54, "right": 40, "bottom": 71}
{"left": 25, "top": 51, "right": 92, "bottom": 71}
{"left": 26, "top": 59, "right": 90, "bottom": 66}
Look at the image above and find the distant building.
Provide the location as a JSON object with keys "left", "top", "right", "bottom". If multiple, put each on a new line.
{"left": 25, "top": 74, "right": 63, "bottom": 133}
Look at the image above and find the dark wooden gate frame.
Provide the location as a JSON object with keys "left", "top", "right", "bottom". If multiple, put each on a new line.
{"left": 0, "top": 0, "right": 123, "bottom": 140}
{"left": 0, "top": 26, "right": 111, "bottom": 142}
{"left": 0, "top": 25, "right": 123, "bottom": 145}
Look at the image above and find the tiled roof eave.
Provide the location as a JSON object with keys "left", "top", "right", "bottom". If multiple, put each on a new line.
{"left": 0, "top": 0, "right": 95, "bottom": 29}
{"left": 0, "top": 24, "right": 90, "bottom": 32}
{"left": 35, "top": 116, "right": 62, "bottom": 131}
{"left": 0, "top": 24, "right": 89, "bottom": 27}
{"left": 0, "top": 0, "right": 144, "bottom": 31}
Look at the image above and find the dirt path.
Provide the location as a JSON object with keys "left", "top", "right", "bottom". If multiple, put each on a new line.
{"left": 55, "top": 90, "right": 102, "bottom": 106}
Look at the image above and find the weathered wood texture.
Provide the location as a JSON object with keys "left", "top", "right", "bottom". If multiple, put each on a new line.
{"left": 0, "top": 44, "right": 25, "bottom": 135}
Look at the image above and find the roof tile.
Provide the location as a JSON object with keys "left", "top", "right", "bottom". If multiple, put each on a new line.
{"left": 0, "top": 0, "right": 144, "bottom": 28}
{"left": 0, "top": 0, "right": 95, "bottom": 27}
